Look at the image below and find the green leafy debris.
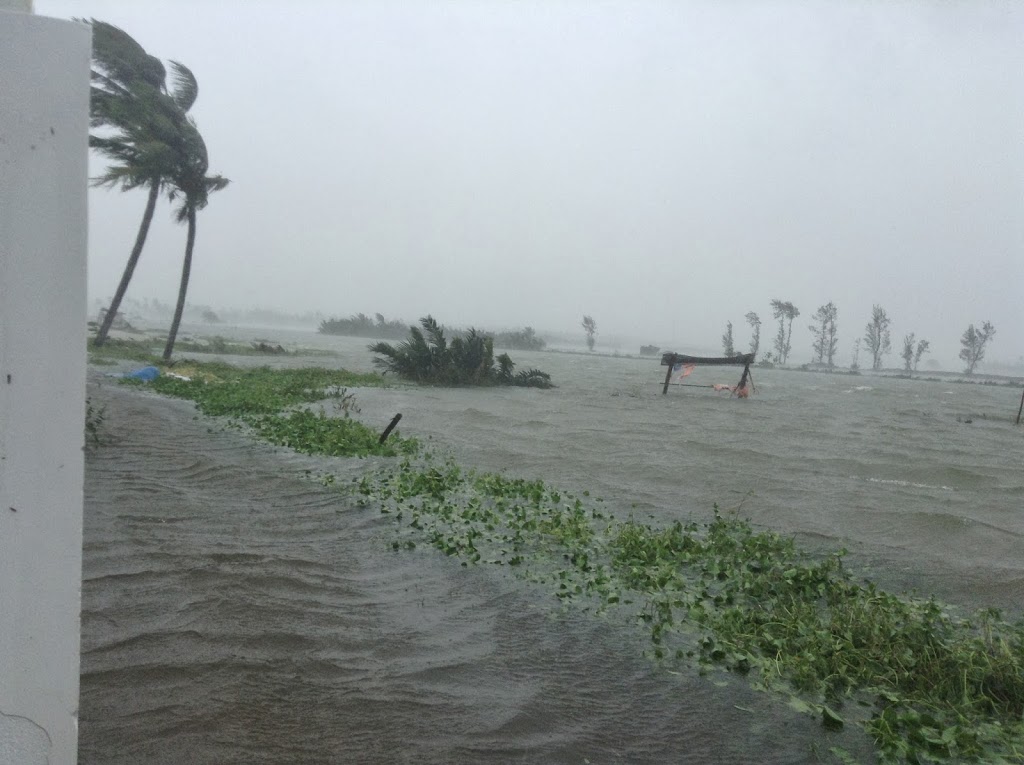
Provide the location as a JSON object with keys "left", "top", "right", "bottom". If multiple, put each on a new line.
{"left": 358, "top": 458, "right": 1024, "bottom": 764}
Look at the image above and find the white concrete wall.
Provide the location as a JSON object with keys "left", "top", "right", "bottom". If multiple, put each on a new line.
{"left": 0, "top": 10, "right": 90, "bottom": 765}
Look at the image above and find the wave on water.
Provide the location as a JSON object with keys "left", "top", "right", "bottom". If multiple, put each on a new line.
{"left": 863, "top": 476, "right": 955, "bottom": 492}
{"left": 463, "top": 407, "right": 505, "bottom": 421}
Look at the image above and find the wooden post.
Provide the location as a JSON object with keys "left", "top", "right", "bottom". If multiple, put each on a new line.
{"left": 736, "top": 363, "right": 750, "bottom": 391}
{"left": 662, "top": 355, "right": 675, "bottom": 395}
{"left": 1016, "top": 387, "right": 1023, "bottom": 425}
{"left": 379, "top": 413, "right": 402, "bottom": 443}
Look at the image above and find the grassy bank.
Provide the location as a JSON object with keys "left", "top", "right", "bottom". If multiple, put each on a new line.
{"left": 123, "top": 361, "right": 418, "bottom": 458}
{"left": 88, "top": 335, "right": 336, "bottom": 364}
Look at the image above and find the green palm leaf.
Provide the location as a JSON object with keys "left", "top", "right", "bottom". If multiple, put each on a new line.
{"left": 167, "top": 60, "right": 199, "bottom": 113}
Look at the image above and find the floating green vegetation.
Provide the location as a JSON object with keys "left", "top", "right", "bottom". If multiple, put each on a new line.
{"left": 351, "top": 458, "right": 1024, "bottom": 764}
{"left": 369, "top": 315, "right": 553, "bottom": 388}
{"left": 248, "top": 409, "right": 418, "bottom": 458}
{"left": 132, "top": 362, "right": 417, "bottom": 457}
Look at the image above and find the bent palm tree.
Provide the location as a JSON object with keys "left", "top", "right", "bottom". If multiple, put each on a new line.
{"left": 88, "top": 21, "right": 198, "bottom": 347}
{"left": 162, "top": 121, "right": 229, "bottom": 361}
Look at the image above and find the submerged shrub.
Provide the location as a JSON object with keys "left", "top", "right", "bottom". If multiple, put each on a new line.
{"left": 369, "top": 316, "right": 552, "bottom": 388}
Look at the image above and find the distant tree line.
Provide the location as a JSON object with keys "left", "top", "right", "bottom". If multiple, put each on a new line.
{"left": 96, "top": 296, "right": 323, "bottom": 327}
{"left": 722, "top": 300, "right": 996, "bottom": 375}
{"left": 490, "top": 326, "right": 546, "bottom": 351}
{"left": 320, "top": 313, "right": 547, "bottom": 351}
{"left": 319, "top": 312, "right": 409, "bottom": 339}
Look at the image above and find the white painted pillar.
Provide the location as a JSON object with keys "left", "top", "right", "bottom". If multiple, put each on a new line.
{"left": 0, "top": 8, "right": 90, "bottom": 765}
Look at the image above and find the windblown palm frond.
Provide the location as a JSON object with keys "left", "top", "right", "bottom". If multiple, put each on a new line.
{"left": 450, "top": 329, "right": 493, "bottom": 383}
{"left": 513, "top": 368, "right": 553, "bottom": 388}
{"left": 369, "top": 322, "right": 433, "bottom": 381}
{"left": 89, "top": 134, "right": 177, "bottom": 190}
{"left": 165, "top": 122, "right": 229, "bottom": 219}
{"left": 492, "top": 354, "right": 550, "bottom": 387}
{"left": 87, "top": 20, "right": 166, "bottom": 93}
{"left": 167, "top": 60, "right": 199, "bottom": 113}
{"left": 89, "top": 39, "right": 190, "bottom": 193}
{"left": 496, "top": 353, "right": 515, "bottom": 382}
{"left": 420, "top": 316, "right": 448, "bottom": 354}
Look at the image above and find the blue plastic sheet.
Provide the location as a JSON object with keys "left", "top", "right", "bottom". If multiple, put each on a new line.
{"left": 125, "top": 365, "right": 160, "bottom": 381}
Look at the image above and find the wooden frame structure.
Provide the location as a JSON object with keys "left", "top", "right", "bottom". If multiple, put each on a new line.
{"left": 660, "top": 352, "right": 755, "bottom": 395}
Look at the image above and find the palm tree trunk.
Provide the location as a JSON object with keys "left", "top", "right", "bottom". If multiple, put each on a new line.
{"left": 162, "top": 206, "right": 196, "bottom": 361}
{"left": 93, "top": 179, "right": 161, "bottom": 346}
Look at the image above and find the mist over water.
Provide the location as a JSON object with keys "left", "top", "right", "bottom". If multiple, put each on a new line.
{"left": 37, "top": 0, "right": 1024, "bottom": 364}
{"left": 81, "top": 327, "right": 1023, "bottom": 763}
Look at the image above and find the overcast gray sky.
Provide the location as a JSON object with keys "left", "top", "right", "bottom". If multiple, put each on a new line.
{"left": 38, "top": 0, "right": 1024, "bottom": 365}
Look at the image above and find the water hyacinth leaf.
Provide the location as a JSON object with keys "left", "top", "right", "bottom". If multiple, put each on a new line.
{"left": 821, "top": 705, "right": 844, "bottom": 730}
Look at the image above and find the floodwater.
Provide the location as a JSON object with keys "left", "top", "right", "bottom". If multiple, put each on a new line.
{"left": 80, "top": 328, "right": 1024, "bottom": 764}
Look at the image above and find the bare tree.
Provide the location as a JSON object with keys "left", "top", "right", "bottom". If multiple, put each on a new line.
{"left": 582, "top": 315, "right": 597, "bottom": 352}
{"left": 722, "top": 321, "right": 735, "bottom": 356}
{"left": 863, "top": 305, "right": 892, "bottom": 371}
{"left": 913, "top": 339, "right": 930, "bottom": 371}
{"left": 745, "top": 311, "right": 761, "bottom": 357}
{"left": 901, "top": 333, "right": 915, "bottom": 372}
{"left": 784, "top": 303, "right": 799, "bottom": 364}
{"left": 850, "top": 338, "right": 861, "bottom": 371}
{"left": 771, "top": 300, "right": 786, "bottom": 363}
{"left": 809, "top": 302, "right": 839, "bottom": 366}
{"left": 959, "top": 321, "right": 995, "bottom": 374}
{"left": 770, "top": 299, "right": 799, "bottom": 365}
